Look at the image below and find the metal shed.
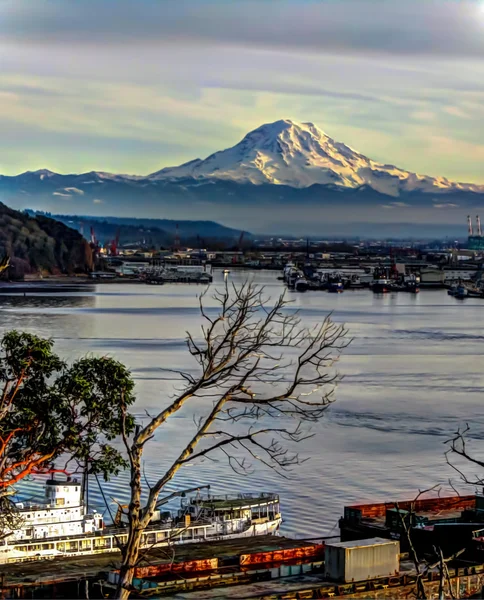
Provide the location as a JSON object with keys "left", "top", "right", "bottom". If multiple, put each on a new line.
{"left": 325, "top": 537, "right": 399, "bottom": 583}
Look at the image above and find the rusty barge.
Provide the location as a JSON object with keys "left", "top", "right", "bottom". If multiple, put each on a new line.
{"left": 339, "top": 493, "right": 484, "bottom": 556}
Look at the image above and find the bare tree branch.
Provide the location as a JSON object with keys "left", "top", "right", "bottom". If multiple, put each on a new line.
{"left": 114, "top": 282, "right": 350, "bottom": 599}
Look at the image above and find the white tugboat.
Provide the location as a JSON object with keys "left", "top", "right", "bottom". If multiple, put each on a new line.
{"left": 0, "top": 474, "right": 282, "bottom": 564}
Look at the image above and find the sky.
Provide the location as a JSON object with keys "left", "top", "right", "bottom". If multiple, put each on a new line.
{"left": 1, "top": 0, "right": 484, "bottom": 183}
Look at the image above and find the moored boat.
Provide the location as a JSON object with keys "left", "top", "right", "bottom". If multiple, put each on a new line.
{"left": 0, "top": 474, "right": 282, "bottom": 564}
{"left": 294, "top": 277, "right": 309, "bottom": 292}
{"left": 327, "top": 281, "right": 344, "bottom": 293}
{"left": 371, "top": 278, "right": 393, "bottom": 293}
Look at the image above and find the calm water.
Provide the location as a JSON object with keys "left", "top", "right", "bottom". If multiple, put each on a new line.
{"left": 1, "top": 272, "right": 483, "bottom": 539}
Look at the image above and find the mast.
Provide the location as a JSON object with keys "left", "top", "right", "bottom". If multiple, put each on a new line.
{"left": 81, "top": 461, "right": 88, "bottom": 514}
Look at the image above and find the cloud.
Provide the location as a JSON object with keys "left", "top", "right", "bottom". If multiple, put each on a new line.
{"left": 381, "top": 202, "right": 410, "bottom": 209}
{"left": 2, "top": 0, "right": 484, "bottom": 58}
{"left": 433, "top": 203, "right": 459, "bottom": 209}
{"left": 93, "top": 198, "right": 103, "bottom": 204}
{"left": 52, "top": 191, "right": 71, "bottom": 197}
{"left": 410, "top": 111, "right": 436, "bottom": 122}
{"left": 443, "top": 106, "right": 471, "bottom": 119}
{"left": 64, "top": 187, "right": 84, "bottom": 195}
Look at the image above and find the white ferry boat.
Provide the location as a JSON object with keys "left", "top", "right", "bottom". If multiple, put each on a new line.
{"left": 0, "top": 475, "right": 282, "bottom": 564}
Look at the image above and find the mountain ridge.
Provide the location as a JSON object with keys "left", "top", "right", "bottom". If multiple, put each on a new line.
{"left": 5, "top": 119, "right": 483, "bottom": 197}
{"left": 148, "top": 119, "right": 483, "bottom": 196}
{"left": 1, "top": 119, "right": 483, "bottom": 236}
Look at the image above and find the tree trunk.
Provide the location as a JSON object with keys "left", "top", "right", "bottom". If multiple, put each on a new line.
{"left": 115, "top": 524, "right": 143, "bottom": 600}
{"left": 115, "top": 450, "right": 143, "bottom": 600}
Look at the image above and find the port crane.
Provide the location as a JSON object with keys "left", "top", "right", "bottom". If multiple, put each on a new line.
{"left": 108, "top": 228, "right": 121, "bottom": 256}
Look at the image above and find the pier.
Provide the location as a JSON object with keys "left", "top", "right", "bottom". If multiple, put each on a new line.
{"left": 0, "top": 535, "right": 325, "bottom": 598}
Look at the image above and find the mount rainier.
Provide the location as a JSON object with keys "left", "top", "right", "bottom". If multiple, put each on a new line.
{"left": 1, "top": 119, "right": 483, "bottom": 235}
{"left": 149, "top": 119, "right": 483, "bottom": 197}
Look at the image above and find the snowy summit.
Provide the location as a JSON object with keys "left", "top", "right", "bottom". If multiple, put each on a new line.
{"left": 150, "top": 119, "right": 482, "bottom": 197}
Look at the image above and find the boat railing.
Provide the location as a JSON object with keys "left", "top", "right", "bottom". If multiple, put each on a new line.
{"left": 13, "top": 501, "right": 76, "bottom": 511}
{"left": 189, "top": 492, "right": 279, "bottom": 504}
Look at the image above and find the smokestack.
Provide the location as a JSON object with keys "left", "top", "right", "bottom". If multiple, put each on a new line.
{"left": 477, "top": 215, "right": 482, "bottom": 237}
{"left": 468, "top": 215, "right": 473, "bottom": 236}
{"left": 174, "top": 224, "right": 180, "bottom": 249}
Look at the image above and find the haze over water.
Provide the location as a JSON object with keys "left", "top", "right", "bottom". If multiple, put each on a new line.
{"left": 1, "top": 271, "right": 483, "bottom": 539}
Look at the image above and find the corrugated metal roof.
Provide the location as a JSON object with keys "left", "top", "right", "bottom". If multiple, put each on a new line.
{"left": 327, "top": 537, "right": 397, "bottom": 549}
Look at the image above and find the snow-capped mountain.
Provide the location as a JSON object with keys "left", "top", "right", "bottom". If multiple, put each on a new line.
{"left": 150, "top": 119, "right": 483, "bottom": 197}
{"left": 1, "top": 119, "right": 484, "bottom": 236}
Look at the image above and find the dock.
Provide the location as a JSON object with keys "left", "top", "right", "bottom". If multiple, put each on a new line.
{"left": 0, "top": 535, "right": 325, "bottom": 597}
{"left": 5, "top": 492, "right": 484, "bottom": 598}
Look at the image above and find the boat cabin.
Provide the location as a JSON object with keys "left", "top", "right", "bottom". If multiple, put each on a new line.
{"left": 7, "top": 475, "right": 103, "bottom": 541}
{"left": 184, "top": 493, "right": 280, "bottom": 524}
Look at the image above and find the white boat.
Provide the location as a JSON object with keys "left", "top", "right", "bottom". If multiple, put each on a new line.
{"left": 371, "top": 278, "right": 393, "bottom": 293}
{"left": 0, "top": 475, "right": 282, "bottom": 564}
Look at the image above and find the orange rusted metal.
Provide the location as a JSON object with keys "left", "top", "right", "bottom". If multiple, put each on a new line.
{"left": 346, "top": 495, "right": 475, "bottom": 520}
{"left": 239, "top": 543, "right": 324, "bottom": 566}
{"left": 134, "top": 557, "right": 218, "bottom": 578}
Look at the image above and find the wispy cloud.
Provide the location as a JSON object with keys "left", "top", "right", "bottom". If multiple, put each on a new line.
{"left": 381, "top": 202, "right": 411, "bottom": 209}
{"left": 64, "top": 187, "right": 84, "bottom": 195}
{"left": 443, "top": 106, "right": 471, "bottom": 119}
{"left": 2, "top": 0, "right": 484, "bottom": 58}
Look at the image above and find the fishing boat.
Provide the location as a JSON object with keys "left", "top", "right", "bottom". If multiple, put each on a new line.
{"left": 327, "top": 281, "right": 344, "bottom": 293}
{"left": 453, "top": 283, "right": 483, "bottom": 299}
{"left": 0, "top": 475, "right": 282, "bottom": 564}
{"left": 454, "top": 284, "right": 468, "bottom": 299}
{"left": 371, "top": 278, "right": 393, "bottom": 294}
{"left": 324, "top": 272, "right": 344, "bottom": 293}
{"left": 294, "top": 277, "right": 309, "bottom": 292}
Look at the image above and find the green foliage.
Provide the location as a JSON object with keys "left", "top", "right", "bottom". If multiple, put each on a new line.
{"left": 0, "top": 331, "right": 136, "bottom": 493}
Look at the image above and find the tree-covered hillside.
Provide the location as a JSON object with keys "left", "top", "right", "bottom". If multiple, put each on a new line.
{"left": 0, "top": 202, "right": 93, "bottom": 278}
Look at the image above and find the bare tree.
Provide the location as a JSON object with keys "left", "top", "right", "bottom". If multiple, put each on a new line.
{"left": 393, "top": 486, "right": 442, "bottom": 600}
{"left": 115, "top": 282, "right": 349, "bottom": 599}
{"left": 445, "top": 424, "right": 484, "bottom": 487}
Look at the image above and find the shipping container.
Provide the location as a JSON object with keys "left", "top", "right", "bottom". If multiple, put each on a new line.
{"left": 325, "top": 538, "right": 399, "bottom": 583}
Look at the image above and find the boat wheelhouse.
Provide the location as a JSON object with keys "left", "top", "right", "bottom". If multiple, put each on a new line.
{"left": 9, "top": 475, "right": 103, "bottom": 542}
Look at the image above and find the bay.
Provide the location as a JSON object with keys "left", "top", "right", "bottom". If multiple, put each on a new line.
{"left": 1, "top": 270, "right": 482, "bottom": 539}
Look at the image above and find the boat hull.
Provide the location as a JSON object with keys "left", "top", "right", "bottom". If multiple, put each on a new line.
{"left": 0, "top": 518, "right": 282, "bottom": 565}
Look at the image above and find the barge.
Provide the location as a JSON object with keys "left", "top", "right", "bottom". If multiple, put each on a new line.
{"left": 339, "top": 493, "right": 484, "bottom": 555}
